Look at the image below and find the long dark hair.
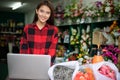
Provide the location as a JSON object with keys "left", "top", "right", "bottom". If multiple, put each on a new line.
{"left": 33, "top": 0, "right": 54, "bottom": 25}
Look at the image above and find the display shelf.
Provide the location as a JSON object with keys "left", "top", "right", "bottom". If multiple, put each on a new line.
{"left": 1, "top": 31, "right": 13, "bottom": 34}
{"left": 57, "top": 19, "right": 120, "bottom": 59}
{"left": 0, "top": 11, "right": 24, "bottom": 60}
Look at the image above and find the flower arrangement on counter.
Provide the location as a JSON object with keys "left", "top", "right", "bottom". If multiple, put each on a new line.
{"left": 77, "top": 48, "right": 91, "bottom": 65}
{"left": 66, "top": 52, "right": 91, "bottom": 65}
{"left": 65, "top": 44, "right": 120, "bottom": 65}
{"left": 66, "top": 46, "right": 91, "bottom": 65}
{"left": 102, "top": 45, "right": 120, "bottom": 64}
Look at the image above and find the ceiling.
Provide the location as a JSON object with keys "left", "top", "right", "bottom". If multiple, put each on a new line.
{"left": 0, "top": 0, "right": 57, "bottom": 13}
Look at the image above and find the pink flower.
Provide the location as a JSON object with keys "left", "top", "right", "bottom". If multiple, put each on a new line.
{"left": 102, "top": 45, "right": 120, "bottom": 64}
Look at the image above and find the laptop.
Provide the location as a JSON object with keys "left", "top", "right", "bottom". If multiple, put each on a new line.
{"left": 7, "top": 53, "right": 51, "bottom": 80}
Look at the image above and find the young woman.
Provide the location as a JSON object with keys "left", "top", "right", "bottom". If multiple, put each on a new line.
{"left": 20, "top": 0, "right": 58, "bottom": 65}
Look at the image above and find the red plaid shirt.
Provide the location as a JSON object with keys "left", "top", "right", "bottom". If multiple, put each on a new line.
{"left": 20, "top": 23, "right": 58, "bottom": 63}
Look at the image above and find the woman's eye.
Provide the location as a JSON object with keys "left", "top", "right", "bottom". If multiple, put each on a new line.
{"left": 46, "top": 12, "right": 50, "bottom": 14}
{"left": 40, "top": 9, "right": 44, "bottom": 13}
{"left": 39, "top": 9, "right": 50, "bottom": 14}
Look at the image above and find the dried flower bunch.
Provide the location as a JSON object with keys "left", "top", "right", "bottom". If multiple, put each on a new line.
{"left": 53, "top": 65, "right": 74, "bottom": 80}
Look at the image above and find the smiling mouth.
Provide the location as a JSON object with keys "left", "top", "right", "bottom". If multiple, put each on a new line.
{"left": 41, "top": 17, "right": 47, "bottom": 21}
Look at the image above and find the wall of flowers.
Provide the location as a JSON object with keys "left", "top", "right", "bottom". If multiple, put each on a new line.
{"left": 54, "top": 0, "right": 120, "bottom": 26}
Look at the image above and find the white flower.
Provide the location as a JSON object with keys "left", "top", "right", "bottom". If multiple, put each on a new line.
{"left": 70, "top": 36, "right": 74, "bottom": 41}
{"left": 72, "top": 29, "right": 77, "bottom": 35}
{"left": 106, "top": 2, "right": 110, "bottom": 6}
{"left": 105, "top": 6, "right": 110, "bottom": 12}
{"left": 82, "top": 29, "right": 85, "bottom": 34}
{"left": 88, "top": 41, "right": 91, "bottom": 45}
{"left": 86, "top": 25, "right": 90, "bottom": 33}
{"left": 84, "top": 55, "right": 89, "bottom": 59}
{"left": 80, "top": 40, "right": 84, "bottom": 43}
{"left": 78, "top": 58, "right": 83, "bottom": 62}
{"left": 86, "top": 35, "right": 89, "bottom": 39}
{"left": 82, "top": 42, "right": 88, "bottom": 50}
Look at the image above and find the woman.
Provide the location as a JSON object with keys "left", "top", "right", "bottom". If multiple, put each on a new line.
{"left": 20, "top": 0, "right": 58, "bottom": 65}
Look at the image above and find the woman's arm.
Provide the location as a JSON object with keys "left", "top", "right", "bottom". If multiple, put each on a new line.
{"left": 48, "top": 27, "right": 58, "bottom": 64}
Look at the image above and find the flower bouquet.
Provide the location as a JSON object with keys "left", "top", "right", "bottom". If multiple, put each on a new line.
{"left": 102, "top": 45, "right": 120, "bottom": 65}
{"left": 74, "top": 65, "right": 95, "bottom": 80}
{"left": 92, "top": 61, "right": 120, "bottom": 80}
{"left": 98, "top": 64, "right": 116, "bottom": 80}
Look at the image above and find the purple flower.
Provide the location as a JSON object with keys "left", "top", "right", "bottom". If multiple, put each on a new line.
{"left": 102, "top": 51, "right": 112, "bottom": 57}
{"left": 95, "top": 1, "right": 102, "bottom": 8}
{"left": 102, "top": 45, "right": 120, "bottom": 64}
{"left": 112, "top": 55, "right": 118, "bottom": 64}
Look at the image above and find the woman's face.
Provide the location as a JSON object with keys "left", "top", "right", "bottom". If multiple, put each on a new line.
{"left": 36, "top": 5, "right": 51, "bottom": 23}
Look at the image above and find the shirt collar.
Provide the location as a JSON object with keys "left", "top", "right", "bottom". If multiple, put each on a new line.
{"left": 32, "top": 23, "right": 49, "bottom": 30}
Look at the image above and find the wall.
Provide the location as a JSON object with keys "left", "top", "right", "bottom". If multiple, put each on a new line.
{"left": 0, "top": 11, "right": 25, "bottom": 27}
{"left": 25, "top": 10, "right": 35, "bottom": 24}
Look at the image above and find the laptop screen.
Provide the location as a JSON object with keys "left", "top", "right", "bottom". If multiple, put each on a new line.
{"left": 7, "top": 53, "right": 51, "bottom": 80}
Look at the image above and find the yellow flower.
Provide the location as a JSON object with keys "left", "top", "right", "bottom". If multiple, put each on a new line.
{"left": 77, "top": 54, "right": 82, "bottom": 59}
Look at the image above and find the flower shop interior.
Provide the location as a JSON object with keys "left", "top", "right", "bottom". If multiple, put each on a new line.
{"left": 0, "top": 0, "right": 120, "bottom": 80}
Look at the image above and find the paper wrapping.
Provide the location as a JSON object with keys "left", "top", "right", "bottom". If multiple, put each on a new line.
{"left": 92, "top": 31, "right": 107, "bottom": 45}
